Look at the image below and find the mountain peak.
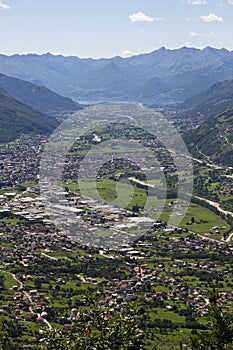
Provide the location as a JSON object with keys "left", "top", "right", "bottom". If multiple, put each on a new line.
{"left": 180, "top": 46, "right": 198, "bottom": 51}
{"left": 157, "top": 46, "right": 167, "bottom": 51}
{"left": 203, "top": 46, "right": 220, "bottom": 52}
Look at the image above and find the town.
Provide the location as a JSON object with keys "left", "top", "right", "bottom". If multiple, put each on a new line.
{"left": 0, "top": 125, "right": 232, "bottom": 348}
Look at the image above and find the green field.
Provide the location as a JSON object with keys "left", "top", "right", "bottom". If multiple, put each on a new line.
{"left": 65, "top": 177, "right": 230, "bottom": 237}
{"left": 160, "top": 201, "right": 230, "bottom": 236}
{"left": 66, "top": 178, "right": 152, "bottom": 210}
{"left": 0, "top": 271, "right": 20, "bottom": 288}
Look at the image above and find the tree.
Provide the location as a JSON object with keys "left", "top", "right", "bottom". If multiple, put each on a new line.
{"left": 0, "top": 322, "right": 11, "bottom": 350}
{"left": 34, "top": 277, "right": 42, "bottom": 289}
{"left": 0, "top": 276, "right": 4, "bottom": 290}
{"left": 39, "top": 305, "right": 144, "bottom": 350}
{"left": 190, "top": 291, "right": 233, "bottom": 350}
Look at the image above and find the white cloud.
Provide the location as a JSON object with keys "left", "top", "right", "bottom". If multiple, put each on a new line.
{"left": 0, "top": 1, "right": 10, "bottom": 9}
{"left": 227, "top": 0, "right": 233, "bottom": 4}
{"left": 189, "top": 31, "right": 201, "bottom": 37}
{"left": 121, "top": 50, "right": 134, "bottom": 57}
{"left": 186, "top": 0, "right": 207, "bottom": 4}
{"left": 129, "top": 12, "right": 154, "bottom": 23}
{"left": 200, "top": 13, "right": 223, "bottom": 22}
{"left": 189, "top": 31, "right": 217, "bottom": 38}
{"left": 206, "top": 31, "right": 217, "bottom": 38}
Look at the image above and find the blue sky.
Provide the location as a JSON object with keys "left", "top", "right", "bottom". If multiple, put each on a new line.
{"left": 0, "top": 0, "right": 233, "bottom": 57}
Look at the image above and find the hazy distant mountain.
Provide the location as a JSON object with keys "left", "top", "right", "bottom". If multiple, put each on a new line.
{"left": 0, "top": 72, "right": 80, "bottom": 115}
{"left": 183, "top": 108, "right": 233, "bottom": 166}
{"left": 179, "top": 79, "right": 233, "bottom": 123}
{"left": 1, "top": 47, "right": 233, "bottom": 103}
{"left": 135, "top": 76, "right": 170, "bottom": 102}
{"left": 70, "top": 61, "right": 144, "bottom": 100}
{"left": 0, "top": 89, "right": 58, "bottom": 143}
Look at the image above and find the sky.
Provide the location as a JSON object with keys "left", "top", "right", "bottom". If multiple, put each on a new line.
{"left": 0, "top": 0, "right": 233, "bottom": 58}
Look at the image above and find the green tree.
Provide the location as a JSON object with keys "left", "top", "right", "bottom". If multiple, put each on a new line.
{"left": 0, "top": 322, "right": 11, "bottom": 350}
{"left": 34, "top": 277, "right": 42, "bottom": 289}
{"left": 39, "top": 305, "right": 143, "bottom": 350}
{"left": 190, "top": 292, "right": 233, "bottom": 350}
{"left": 0, "top": 276, "right": 4, "bottom": 290}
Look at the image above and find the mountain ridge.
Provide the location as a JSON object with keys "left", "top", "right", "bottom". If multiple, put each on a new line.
{"left": 0, "top": 72, "right": 81, "bottom": 115}
{"left": 177, "top": 78, "right": 233, "bottom": 123}
{"left": 0, "top": 89, "right": 58, "bottom": 143}
{"left": 1, "top": 47, "right": 233, "bottom": 103}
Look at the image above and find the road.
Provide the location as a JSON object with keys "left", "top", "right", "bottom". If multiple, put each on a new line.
{"left": 195, "top": 232, "right": 225, "bottom": 244}
{"left": 128, "top": 177, "right": 155, "bottom": 188}
{"left": 194, "top": 196, "right": 233, "bottom": 241}
{"left": 41, "top": 252, "right": 58, "bottom": 260}
{"left": 225, "top": 231, "right": 233, "bottom": 243}
{"left": 77, "top": 274, "right": 86, "bottom": 283}
{"left": 0, "top": 270, "right": 23, "bottom": 289}
{"left": 195, "top": 196, "right": 233, "bottom": 219}
{"left": 41, "top": 252, "right": 72, "bottom": 261}
{"left": 184, "top": 153, "right": 222, "bottom": 170}
{"left": 184, "top": 151, "right": 233, "bottom": 182}
{"left": 0, "top": 268, "right": 52, "bottom": 330}
{"left": 186, "top": 150, "right": 233, "bottom": 241}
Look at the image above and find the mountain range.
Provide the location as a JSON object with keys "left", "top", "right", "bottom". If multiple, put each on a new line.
{"left": 1, "top": 47, "right": 233, "bottom": 103}
{"left": 1, "top": 46, "right": 233, "bottom": 162}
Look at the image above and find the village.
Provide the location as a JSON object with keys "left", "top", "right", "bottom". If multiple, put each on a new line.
{"left": 1, "top": 207, "right": 233, "bottom": 348}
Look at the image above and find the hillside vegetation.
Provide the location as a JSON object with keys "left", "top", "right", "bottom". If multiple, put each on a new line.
{"left": 179, "top": 78, "right": 233, "bottom": 123}
{"left": 0, "top": 73, "right": 80, "bottom": 115}
{"left": 183, "top": 108, "right": 233, "bottom": 166}
{"left": 0, "top": 89, "right": 58, "bottom": 143}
